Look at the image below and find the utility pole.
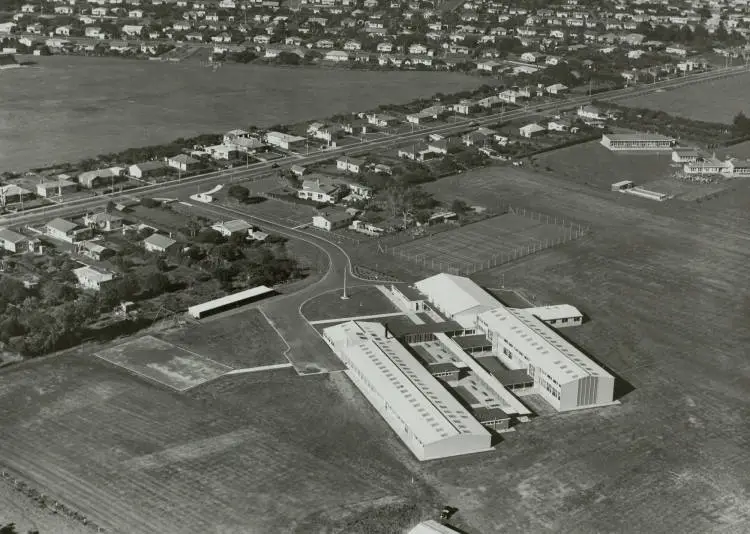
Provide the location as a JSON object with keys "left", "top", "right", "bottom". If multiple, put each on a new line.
{"left": 341, "top": 266, "right": 349, "bottom": 300}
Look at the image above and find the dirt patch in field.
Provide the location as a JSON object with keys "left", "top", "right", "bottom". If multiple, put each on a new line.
{"left": 95, "top": 335, "right": 230, "bottom": 390}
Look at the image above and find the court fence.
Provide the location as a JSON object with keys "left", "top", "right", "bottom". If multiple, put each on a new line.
{"left": 378, "top": 205, "right": 591, "bottom": 275}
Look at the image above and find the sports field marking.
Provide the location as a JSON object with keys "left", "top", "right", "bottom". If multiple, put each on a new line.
{"left": 95, "top": 336, "right": 232, "bottom": 392}
{"left": 308, "top": 312, "right": 406, "bottom": 325}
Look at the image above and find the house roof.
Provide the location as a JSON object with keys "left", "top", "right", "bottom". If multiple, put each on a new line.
{"left": 169, "top": 154, "right": 199, "bottom": 164}
{"left": 316, "top": 210, "right": 352, "bottom": 224}
{"left": 73, "top": 265, "right": 114, "bottom": 283}
{"left": 143, "top": 233, "right": 176, "bottom": 249}
{"left": 131, "top": 160, "right": 165, "bottom": 172}
{"left": 46, "top": 217, "right": 78, "bottom": 234}
{"left": 0, "top": 184, "right": 30, "bottom": 196}
{"left": 213, "top": 219, "right": 252, "bottom": 233}
{"left": 408, "top": 520, "right": 461, "bottom": 534}
{"left": 0, "top": 228, "right": 27, "bottom": 244}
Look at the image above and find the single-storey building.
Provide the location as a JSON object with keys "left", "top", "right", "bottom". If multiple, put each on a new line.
{"left": 265, "top": 131, "right": 307, "bottom": 151}
{"left": 519, "top": 123, "right": 546, "bottom": 138}
{"left": 129, "top": 161, "right": 166, "bottom": 179}
{"left": 143, "top": 233, "right": 177, "bottom": 253}
{"left": 73, "top": 265, "right": 116, "bottom": 291}
{"left": 78, "top": 167, "right": 124, "bottom": 189}
{"left": 298, "top": 177, "right": 344, "bottom": 204}
{"left": 167, "top": 154, "right": 201, "bottom": 172}
{"left": 312, "top": 210, "right": 354, "bottom": 231}
{"left": 336, "top": 156, "right": 365, "bottom": 174}
{"left": 0, "top": 227, "right": 29, "bottom": 253}
{"left": 211, "top": 219, "right": 252, "bottom": 237}
{"left": 601, "top": 133, "right": 675, "bottom": 151}
{"left": 45, "top": 217, "right": 83, "bottom": 243}
{"left": 36, "top": 178, "right": 77, "bottom": 198}
{"left": 83, "top": 212, "right": 124, "bottom": 232}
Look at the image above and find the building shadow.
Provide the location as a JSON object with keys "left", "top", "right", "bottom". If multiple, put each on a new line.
{"left": 551, "top": 328, "right": 635, "bottom": 402}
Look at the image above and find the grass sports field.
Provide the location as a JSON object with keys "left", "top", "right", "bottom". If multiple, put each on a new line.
{"left": 618, "top": 70, "right": 750, "bottom": 124}
{"left": 532, "top": 140, "right": 732, "bottom": 201}
{"left": 386, "top": 212, "right": 582, "bottom": 275}
{"left": 158, "top": 309, "right": 289, "bottom": 369}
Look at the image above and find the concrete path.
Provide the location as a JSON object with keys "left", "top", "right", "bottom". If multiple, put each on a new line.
{"left": 225, "top": 363, "right": 294, "bottom": 375}
{"left": 308, "top": 312, "right": 406, "bottom": 325}
{"left": 375, "top": 286, "right": 426, "bottom": 325}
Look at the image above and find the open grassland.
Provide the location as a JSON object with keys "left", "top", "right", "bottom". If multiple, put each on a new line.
{"left": 0, "top": 356, "right": 440, "bottom": 534}
{"left": 618, "top": 71, "right": 750, "bottom": 123}
{"left": 0, "top": 55, "right": 483, "bottom": 172}
{"left": 158, "top": 309, "right": 288, "bottom": 369}
{"left": 415, "top": 164, "right": 750, "bottom": 534}
{"left": 95, "top": 335, "right": 231, "bottom": 391}
{"left": 386, "top": 213, "right": 578, "bottom": 275}
{"left": 301, "top": 285, "right": 399, "bottom": 322}
{"left": 532, "top": 140, "right": 732, "bottom": 201}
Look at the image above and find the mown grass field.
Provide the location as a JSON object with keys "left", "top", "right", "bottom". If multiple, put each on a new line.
{"left": 618, "top": 70, "right": 750, "bottom": 124}
{"left": 301, "top": 285, "right": 398, "bottom": 322}
{"left": 158, "top": 309, "right": 289, "bottom": 369}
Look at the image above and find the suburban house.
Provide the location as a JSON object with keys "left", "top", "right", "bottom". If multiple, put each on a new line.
{"left": 325, "top": 50, "right": 351, "bottom": 62}
{"left": 211, "top": 219, "right": 253, "bottom": 237}
{"left": 547, "top": 118, "right": 576, "bottom": 132}
{"left": 297, "top": 177, "right": 344, "bottom": 204}
{"left": 406, "top": 105, "right": 446, "bottom": 124}
{"left": 78, "top": 167, "right": 123, "bottom": 189}
{"left": 83, "top": 212, "right": 124, "bottom": 232}
{"left": 290, "top": 164, "right": 307, "bottom": 177}
{"left": 452, "top": 99, "right": 477, "bottom": 115}
{"left": 167, "top": 154, "right": 201, "bottom": 172}
{"left": 143, "top": 233, "right": 177, "bottom": 253}
{"left": 265, "top": 131, "right": 307, "bottom": 151}
{"left": 204, "top": 144, "right": 240, "bottom": 160}
{"left": 520, "top": 51, "right": 542, "bottom": 63}
{"left": 129, "top": 161, "right": 166, "bottom": 179}
{"left": 343, "top": 181, "right": 372, "bottom": 200}
{"left": 36, "top": 178, "right": 77, "bottom": 198}
{"left": 577, "top": 105, "right": 607, "bottom": 123}
{"left": 45, "top": 217, "right": 84, "bottom": 243}
{"left": 73, "top": 265, "right": 116, "bottom": 291}
{"left": 78, "top": 240, "right": 114, "bottom": 262}
{"left": 309, "top": 124, "right": 344, "bottom": 144}
{"left": 222, "top": 129, "right": 266, "bottom": 152}
{"left": 545, "top": 83, "right": 568, "bottom": 95}
{"left": 349, "top": 219, "right": 385, "bottom": 236}
{"left": 0, "top": 227, "right": 29, "bottom": 253}
{"left": 366, "top": 113, "right": 400, "bottom": 128}
{"left": 0, "top": 184, "right": 32, "bottom": 204}
{"left": 336, "top": 156, "right": 365, "bottom": 174}
{"left": 519, "top": 123, "right": 546, "bottom": 138}
{"left": 312, "top": 210, "right": 354, "bottom": 231}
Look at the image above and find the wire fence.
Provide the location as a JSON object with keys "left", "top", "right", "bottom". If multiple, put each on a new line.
{"left": 378, "top": 205, "right": 591, "bottom": 275}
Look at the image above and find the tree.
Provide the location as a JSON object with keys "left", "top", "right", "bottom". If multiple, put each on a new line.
{"left": 195, "top": 228, "right": 224, "bottom": 244}
{"left": 227, "top": 184, "right": 250, "bottom": 203}
{"left": 732, "top": 111, "right": 750, "bottom": 136}
{"left": 451, "top": 199, "right": 468, "bottom": 215}
{"left": 142, "top": 271, "right": 170, "bottom": 295}
{"left": 0, "top": 522, "right": 18, "bottom": 534}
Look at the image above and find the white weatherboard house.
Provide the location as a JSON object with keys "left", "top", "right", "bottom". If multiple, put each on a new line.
{"left": 322, "top": 321, "right": 493, "bottom": 461}
{"left": 73, "top": 266, "right": 115, "bottom": 291}
{"left": 143, "top": 233, "right": 176, "bottom": 253}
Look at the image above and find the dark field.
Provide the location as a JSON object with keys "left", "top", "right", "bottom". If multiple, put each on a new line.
{"left": 0, "top": 356, "right": 439, "bottom": 534}
{"left": 618, "top": 70, "right": 750, "bottom": 124}
{"left": 0, "top": 56, "right": 483, "bottom": 172}
{"left": 158, "top": 309, "right": 289, "bottom": 369}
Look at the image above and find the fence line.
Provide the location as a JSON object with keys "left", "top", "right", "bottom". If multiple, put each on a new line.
{"left": 379, "top": 203, "right": 591, "bottom": 275}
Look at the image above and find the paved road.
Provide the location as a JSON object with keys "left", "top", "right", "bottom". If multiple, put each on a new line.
{"left": 181, "top": 198, "right": 374, "bottom": 374}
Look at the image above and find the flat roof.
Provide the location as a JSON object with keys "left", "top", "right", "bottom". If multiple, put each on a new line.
{"left": 604, "top": 133, "right": 675, "bottom": 142}
{"left": 391, "top": 284, "right": 425, "bottom": 301}
{"left": 386, "top": 319, "right": 464, "bottom": 338}
{"left": 453, "top": 334, "right": 492, "bottom": 349}
{"left": 473, "top": 406, "right": 510, "bottom": 422}
{"left": 323, "top": 321, "right": 488, "bottom": 445}
{"left": 478, "top": 307, "right": 612, "bottom": 384}
{"left": 519, "top": 304, "right": 582, "bottom": 322}
{"left": 188, "top": 285, "right": 273, "bottom": 316}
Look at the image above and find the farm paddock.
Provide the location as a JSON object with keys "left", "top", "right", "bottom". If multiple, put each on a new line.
{"left": 385, "top": 212, "right": 584, "bottom": 275}
{"left": 0, "top": 354, "right": 440, "bottom": 534}
{"left": 618, "top": 70, "right": 750, "bottom": 124}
